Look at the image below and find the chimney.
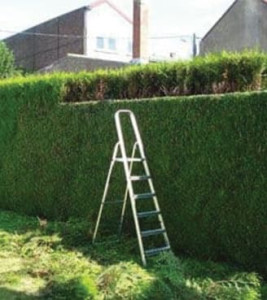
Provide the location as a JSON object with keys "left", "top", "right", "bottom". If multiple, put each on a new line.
{"left": 132, "top": 0, "right": 149, "bottom": 63}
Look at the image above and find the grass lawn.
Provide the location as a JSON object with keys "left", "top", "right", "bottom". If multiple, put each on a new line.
{"left": 0, "top": 210, "right": 266, "bottom": 299}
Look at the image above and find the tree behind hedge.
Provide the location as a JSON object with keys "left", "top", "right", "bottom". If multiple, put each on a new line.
{"left": 0, "top": 41, "right": 16, "bottom": 79}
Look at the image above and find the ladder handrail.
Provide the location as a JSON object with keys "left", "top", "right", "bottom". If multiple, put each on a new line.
{"left": 115, "top": 110, "right": 147, "bottom": 265}
{"left": 115, "top": 110, "right": 145, "bottom": 159}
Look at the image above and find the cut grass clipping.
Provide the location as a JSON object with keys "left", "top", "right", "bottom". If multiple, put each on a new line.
{"left": 0, "top": 210, "right": 266, "bottom": 299}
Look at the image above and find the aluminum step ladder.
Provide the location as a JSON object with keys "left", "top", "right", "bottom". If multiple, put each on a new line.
{"left": 92, "top": 109, "right": 171, "bottom": 266}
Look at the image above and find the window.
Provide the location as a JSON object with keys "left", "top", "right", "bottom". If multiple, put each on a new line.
{"left": 95, "top": 37, "right": 117, "bottom": 52}
{"left": 108, "top": 38, "right": 116, "bottom": 51}
{"left": 96, "top": 37, "right": 104, "bottom": 49}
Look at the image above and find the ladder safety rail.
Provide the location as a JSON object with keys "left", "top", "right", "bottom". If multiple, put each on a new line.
{"left": 92, "top": 109, "right": 171, "bottom": 266}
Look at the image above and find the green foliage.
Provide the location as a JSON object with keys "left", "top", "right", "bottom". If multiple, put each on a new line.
{"left": 97, "top": 262, "right": 153, "bottom": 299}
{"left": 0, "top": 42, "right": 17, "bottom": 79}
{"left": 149, "top": 252, "right": 188, "bottom": 299}
{"left": 62, "top": 50, "right": 266, "bottom": 102}
{"left": 0, "top": 70, "right": 266, "bottom": 278}
{"left": 261, "top": 73, "right": 267, "bottom": 90}
{"left": 0, "top": 210, "right": 265, "bottom": 299}
{"left": 186, "top": 51, "right": 266, "bottom": 95}
{"left": 149, "top": 252, "right": 262, "bottom": 300}
{"left": 46, "top": 275, "right": 98, "bottom": 299}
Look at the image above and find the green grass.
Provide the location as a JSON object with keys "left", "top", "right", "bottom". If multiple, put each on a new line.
{"left": 0, "top": 210, "right": 266, "bottom": 300}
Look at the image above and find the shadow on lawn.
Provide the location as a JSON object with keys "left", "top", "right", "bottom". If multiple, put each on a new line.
{"left": 0, "top": 277, "right": 203, "bottom": 300}
{"left": 1, "top": 210, "right": 267, "bottom": 299}
{"left": 1, "top": 211, "right": 267, "bottom": 282}
{"left": 0, "top": 209, "right": 139, "bottom": 266}
{"left": 43, "top": 214, "right": 141, "bottom": 266}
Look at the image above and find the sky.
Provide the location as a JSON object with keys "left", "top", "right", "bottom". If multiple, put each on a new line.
{"left": 0, "top": 0, "right": 235, "bottom": 58}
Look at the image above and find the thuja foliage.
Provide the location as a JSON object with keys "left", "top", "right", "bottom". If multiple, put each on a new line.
{"left": 0, "top": 42, "right": 17, "bottom": 79}
{"left": 0, "top": 71, "right": 266, "bottom": 278}
{"left": 0, "top": 210, "right": 266, "bottom": 299}
{"left": 63, "top": 50, "right": 266, "bottom": 102}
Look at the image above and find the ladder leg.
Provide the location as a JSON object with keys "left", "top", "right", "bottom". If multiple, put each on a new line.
{"left": 142, "top": 158, "right": 171, "bottom": 248}
{"left": 118, "top": 188, "right": 129, "bottom": 237}
{"left": 115, "top": 113, "right": 148, "bottom": 265}
{"left": 92, "top": 143, "right": 120, "bottom": 244}
{"left": 131, "top": 200, "right": 147, "bottom": 266}
{"left": 118, "top": 142, "right": 138, "bottom": 236}
{"left": 127, "top": 144, "right": 147, "bottom": 266}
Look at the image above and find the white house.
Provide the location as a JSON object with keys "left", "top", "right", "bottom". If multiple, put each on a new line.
{"left": 86, "top": 0, "right": 133, "bottom": 62}
{"left": 4, "top": 0, "right": 133, "bottom": 71}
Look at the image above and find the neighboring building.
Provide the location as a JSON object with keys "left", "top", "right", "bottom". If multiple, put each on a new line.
{"left": 3, "top": 0, "right": 132, "bottom": 71}
{"left": 39, "top": 53, "right": 128, "bottom": 73}
{"left": 200, "top": 0, "right": 267, "bottom": 55}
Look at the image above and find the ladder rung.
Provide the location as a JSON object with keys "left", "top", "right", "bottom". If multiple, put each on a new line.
{"left": 105, "top": 200, "right": 124, "bottom": 204}
{"left": 141, "top": 228, "right": 166, "bottom": 237}
{"left": 130, "top": 175, "right": 151, "bottom": 181}
{"left": 145, "top": 246, "right": 171, "bottom": 256}
{"left": 134, "top": 193, "right": 156, "bottom": 200}
{"left": 115, "top": 158, "right": 144, "bottom": 162}
{"left": 137, "top": 210, "right": 160, "bottom": 218}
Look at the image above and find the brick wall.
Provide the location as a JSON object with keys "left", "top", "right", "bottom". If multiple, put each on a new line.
{"left": 4, "top": 7, "right": 87, "bottom": 71}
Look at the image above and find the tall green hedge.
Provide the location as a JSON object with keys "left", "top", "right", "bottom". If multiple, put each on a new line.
{"left": 0, "top": 75, "right": 266, "bottom": 277}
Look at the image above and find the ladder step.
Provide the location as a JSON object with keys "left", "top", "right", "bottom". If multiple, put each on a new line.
{"left": 137, "top": 210, "right": 160, "bottom": 218}
{"left": 115, "top": 158, "right": 144, "bottom": 162}
{"left": 145, "top": 246, "right": 171, "bottom": 256}
{"left": 134, "top": 193, "right": 156, "bottom": 200}
{"left": 141, "top": 228, "right": 166, "bottom": 237}
{"left": 130, "top": 175, "right": 151, "bottom": 181}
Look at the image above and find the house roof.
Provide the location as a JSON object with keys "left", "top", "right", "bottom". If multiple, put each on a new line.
{"left": 201, "top": 0, "right": 237, "bottom": 42}
{"left": 202, "top": 0, "right": 267, "bottom": 42}
{"left": 88, "top": 0, "right": 132, "bottom": 24}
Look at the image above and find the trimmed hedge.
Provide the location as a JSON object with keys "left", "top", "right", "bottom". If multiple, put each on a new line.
{"left": 1, "top": 50, "right": 265, "bottom": 103}
{"left": 0, "top": 75, "right": 266, "bottom": 277}
{"left": 63, "top": 51, "right": 266, "bottom": 102}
